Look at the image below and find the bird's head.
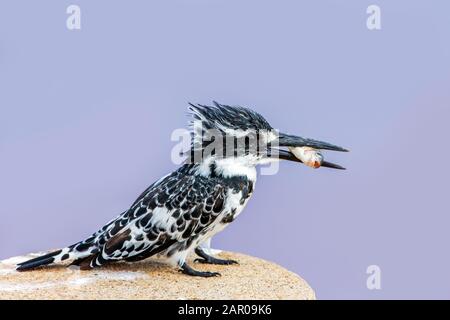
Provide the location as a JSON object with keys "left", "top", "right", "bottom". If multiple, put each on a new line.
{"left": 187, "top": 101, "right": 348, "bottom": 178}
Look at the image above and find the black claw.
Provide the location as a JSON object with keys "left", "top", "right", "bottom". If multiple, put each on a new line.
{"left": 194, "top": 247, "right": 239, "bottom": 265}
{"left": 195, "top": 257, "right": 238, "bottom": 265}
{"left": 179, "top": 262, "right": 221, "bottom": 277}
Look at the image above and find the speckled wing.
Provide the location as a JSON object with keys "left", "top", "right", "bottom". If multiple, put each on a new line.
{"left": 71, "top": 164, "right": 228, "bottom": 267}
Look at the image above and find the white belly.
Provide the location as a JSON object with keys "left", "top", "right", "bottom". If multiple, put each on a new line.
{"left": 200, "top": 189, "right": 249, "bottom": 242}
{"left": 161, "top": 187, "right": 253, "bottom": 266}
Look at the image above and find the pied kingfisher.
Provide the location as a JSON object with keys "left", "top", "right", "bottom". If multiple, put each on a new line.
{"left": 17, "top": 102, "right": 347, "bottom": 277}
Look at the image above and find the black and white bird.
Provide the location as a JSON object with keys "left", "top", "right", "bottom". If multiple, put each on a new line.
{"left": 17, "top": 102, "right": 347, "bottom": 277}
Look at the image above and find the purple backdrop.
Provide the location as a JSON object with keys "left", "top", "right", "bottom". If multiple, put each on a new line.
{"left": 1, "top": 0, "right": 450, "bottom": 299}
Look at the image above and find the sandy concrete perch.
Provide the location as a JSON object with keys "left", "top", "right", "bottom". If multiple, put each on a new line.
{"left": 0, "top": 251, "right": 315, "bottom": 300}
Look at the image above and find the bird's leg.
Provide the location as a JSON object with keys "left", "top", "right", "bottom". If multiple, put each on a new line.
{"left": 179, "top": 262, "right": 220, "bottom": 277}
{"left": 194, "top": 247, "right": 238, "bottom": 265}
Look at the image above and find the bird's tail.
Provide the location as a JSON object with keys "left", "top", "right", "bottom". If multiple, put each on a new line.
{"left": 16, "top": 247, "right": 78, "bottom": 271}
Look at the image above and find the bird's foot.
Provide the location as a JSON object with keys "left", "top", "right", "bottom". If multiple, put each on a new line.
{"left": 194, "top": 257, "right": 238, "bottom": 265}
{"left": 194, "top": 247, "right": 238, "bottom": 265}
{"left": 179, "top": 262, "right": 220, "bottom": 277}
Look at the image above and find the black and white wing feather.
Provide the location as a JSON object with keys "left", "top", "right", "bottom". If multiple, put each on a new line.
{"left": 67, "top": 164, "right": 227, "bottom": 268}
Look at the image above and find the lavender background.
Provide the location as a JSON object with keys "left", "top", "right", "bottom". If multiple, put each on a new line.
{"left": 1, "top": 0, "right": 450, "bottom": 299}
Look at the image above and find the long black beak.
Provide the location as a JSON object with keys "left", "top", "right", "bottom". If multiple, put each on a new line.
{"left": 268, "top": 132, "right": 348, "bottom": 170}
{"left": 278, "top": 133, "right": 349, "bottom": 152}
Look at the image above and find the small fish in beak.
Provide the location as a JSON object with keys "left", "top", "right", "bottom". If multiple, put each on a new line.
{"left": 272, "top": 133, "right": 348, "bottom": 170}
{"left": 289, "top": 147, "right": 323, "bottom": 169}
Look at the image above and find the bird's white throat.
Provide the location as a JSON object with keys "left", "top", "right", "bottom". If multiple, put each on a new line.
{"left": 196, "top": 157, "right": 257, "bottom": 181}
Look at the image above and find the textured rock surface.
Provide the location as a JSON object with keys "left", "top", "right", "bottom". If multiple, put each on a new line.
{"left": 0, "top": 251, "right": 315, "bottom": 300}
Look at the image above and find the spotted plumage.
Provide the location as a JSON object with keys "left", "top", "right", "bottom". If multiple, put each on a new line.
{"left": 17, "top": 101, "right": 347, "bottom": 276}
